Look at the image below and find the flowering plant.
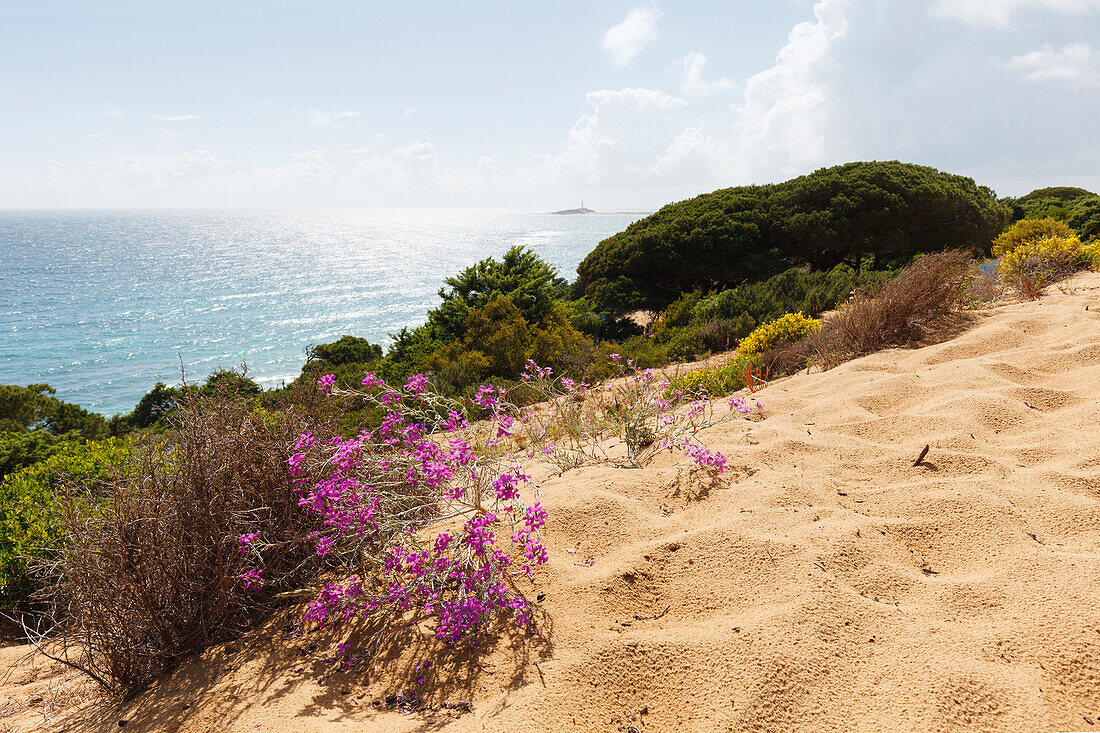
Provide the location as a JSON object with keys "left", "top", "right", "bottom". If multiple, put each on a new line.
{"left": 242, "top": 356, "right": 762, "bottom": 648}
{"left": 510, "top": 358, "right": 762, "bottom": 472}
{"left": 242, "top": 371, "right": 548, "bottom": 644}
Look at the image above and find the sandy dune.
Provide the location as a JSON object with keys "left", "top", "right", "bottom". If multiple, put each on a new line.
{"left": 6, "top": 272, "right": 1100, "bottom": 732}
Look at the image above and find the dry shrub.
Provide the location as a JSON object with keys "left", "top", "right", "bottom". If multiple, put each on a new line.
{"left": 29, "top": 389, "right": 334, "bottom": 693}
{"left": 965, "top": 265, "right": 1005, "bottom": 305}
{"left": 999, "top": 234, "right": 1090, "bottom": 299}
{"left": 761, "top": 250, "right": 973, "bottom": 374}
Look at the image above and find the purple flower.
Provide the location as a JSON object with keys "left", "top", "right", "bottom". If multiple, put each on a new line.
{"left": 241, "top": 569, "right": 264, "bottom": 592}
{"left": 405, "top": 374, "right": 428, "bottom": 394}
{"left": 317, "top": 374, "right": 336, "bottom": 393}
{"left": 238, "top": 531, "right": 260, "bottom": 553}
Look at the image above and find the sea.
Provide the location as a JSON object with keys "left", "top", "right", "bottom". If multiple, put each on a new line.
{"left": 0, "top": 209, "right": 643, "bottom": 417}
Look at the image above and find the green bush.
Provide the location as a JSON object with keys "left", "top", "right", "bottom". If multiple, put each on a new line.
{"left": 666, "top": 328, "right": 707, "bottom": 362}
{"left": 1011, "top": 186, "right": 1100, "bottom": 241}
{"left": 0, "top": 384, "right": 107, "bottom": 440}
{"left": 0, "top": 430, "right": 82, "bottom": 480}
{"left": 694, "top": 318, "right": 751, "bottom": 352}
{"left": 691, "top": 265, "right": 888, "bottom": 339}
{"left": 578, "top": 161, "right": 1009, "bottom": 314}
{"left": 307, "top": 335, "right": 383, "bottom": 367}
{"left": 663, "top": 360, "right": 752, "bottom": 400}
{"left": 0, "top": 437, "right": 133, "bottom": 606}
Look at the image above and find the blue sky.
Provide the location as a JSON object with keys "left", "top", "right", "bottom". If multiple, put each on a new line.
{"left": 1, "top": 0, "right": 1098, "bottom": 209}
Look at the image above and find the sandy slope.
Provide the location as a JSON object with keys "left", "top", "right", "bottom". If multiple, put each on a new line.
{"left": 7, "top": 272, "right": 1100, "bottom": 733}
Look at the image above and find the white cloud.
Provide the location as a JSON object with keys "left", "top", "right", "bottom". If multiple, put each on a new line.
{"left": 304, "top": 109, "right": 359, "bottom": 128}
{"left": 102, "top": 109, "right": 126, "bottom": 117}
{"left": 1004, "top": 42, "right": 1099, "bottom": 85}
{"left": 645, "top": 126, "right": 721, "bottom": 183}
{"left": 404, "top": 107, "right": 416, "bottom": 116}
{"left": 149, "top": 114, "right": 201, "bottom": 121}
{"left": 107, "top": 150, "right": 222, "bottom": 190}
{"left": 929, "top": 0, "right": 1100, "bottom": 28}
{"left": 602, "top": 3, "right": 661, "bottom": 67}
{"left": 732, "top": 0, "right": 850, "bottom": 179}
{"left": 679, "top": 52, "right": 738, "bottom": 96}
{"left": 532, "top": 0, "right": 853, "bottom": 195}
{"left": 532, "top": 87, "right": 687, "bottom": 187}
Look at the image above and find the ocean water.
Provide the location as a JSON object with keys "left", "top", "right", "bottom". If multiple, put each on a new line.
{"left": 0, "top": 209, "right": 642, "bottom": 417}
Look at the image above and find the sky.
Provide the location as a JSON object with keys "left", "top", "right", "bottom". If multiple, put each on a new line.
{"left": 1, "top": 0, "right": 1098, "bottom": 210}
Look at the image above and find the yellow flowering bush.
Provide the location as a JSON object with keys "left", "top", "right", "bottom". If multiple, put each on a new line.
{"left": 992, "top": 217, "right": 1075, "bottom": 257}
{"left": 737, "top": 312, "right": 821, "bottom": 359}
{"left": 1083, "top": 238, "right": 1100, "bottom": 268}
{"left": 663, "top": 362, "right": 748, "bottom": 401}
{"left": 999, "top": 234, "right": 1090, "bottom": 298}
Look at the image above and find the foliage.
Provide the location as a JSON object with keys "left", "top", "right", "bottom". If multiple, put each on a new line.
{"left": 278, "top": 373, "right": 548, "bottom": 651}
{"left": 737, "top": 313, "right": 822, "bottom": 359}
{"left": 0, "top": 438, "right": 132, "bottom": 606}
{"left": 999, "top": 234, "right": 1092, "bottom": 298}
{"left": 109, "top": 370, "right": 260, "bottom": 436}
{"left": 307, "top": 335, "right": 383, "bottom": 367}
{"left": 0, "top": 430, "right": 80, "bottom": 480}
{"left": 770, "top": 251, "right": 974, "bottom": 373}
{"left": 428, "top": 296, "right": 589, "bottom": 383}
{"left": 692, "top": 265, "right": 885, "bottom": 341}
{"left": 513, "top": 358, "right": 761, "bottom": 471}
{"left": 202, "top": 369, "right": 261, "bottom": 397}
{"left": 0, "top": 384, "right": 107, "bottom": 440}
{"left": 427, "top": 245, "right": 566, "bottom": 344}
{"left": 1068, "top": 198, "right": 1100, "bottom": 241}
{"left": 665, "top": 328, "right": 707, "bottom": 362}
{"left": 373, "top": 247, "right": 583, "bottom": 393}
{"left": 1011, "top": 186, "right": 1100, "bottom": 241}
{"left": 992, "top": 217, "right": 1075, "bottom": 257}
{"left": 662, "top": 361, "right": 754, "bottom": 401}
{"left": 108, "top": 381, "right": 182, "bottom": 435}
{"left": 35, "top": 393, "right": 330, "bottom": 692}
{"left": 579, "top": 161, "right": 1009, "bottom": 314}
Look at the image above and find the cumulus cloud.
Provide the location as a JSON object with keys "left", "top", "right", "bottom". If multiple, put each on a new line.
{"left": 404, "top": 107, "right": 416, "bottom": 116}
{"left": 304, "top": 109, "right": 359, "bottom": 128}
{"left": 532, "top": 0, "right": 853, "bottom": 195}
{"left": 1004, "top": 42, "right": 1098, "bottom": 86}
{"left": 732, "top": 0, "right": 850, "bottom": 179}
{"left": 679, "top": 52, "right": 738, "bottom": 96}
{"left": 602, "top": 3, "right": 661, "bottom": 67}
{"left": 929, "top": 0, "right": 1100, "bottom": 28}
{"left": 533, "top": 87, "right": 687, "bottom": 186}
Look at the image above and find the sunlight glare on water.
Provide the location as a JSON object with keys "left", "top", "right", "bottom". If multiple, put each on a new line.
{"left": 0, "top": 208, "right": 641, "bottom": 416}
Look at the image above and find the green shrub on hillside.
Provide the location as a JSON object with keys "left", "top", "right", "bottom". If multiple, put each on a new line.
{"left": 578, "top": 161, "right": 1009, "bottom": 314}
{"left": 691, "top": 265, "right": 888, "bottom": 337}
{"left": 663, "top": 361, "right": 752, "bottom": 400}
{"left": 0, "top": 437, "right": 133, "bottom": 605}
{"left": 1010, "top": 186, "right": 1100, "bottom": 241}
{"left": 0, "top": 384, "right": 107, "bottom": 440}
{"left": 0, "top": 430, "right": 83, "bottom": 480}
{"left": 307, "top": 335, "right": 383, "bottom": 367}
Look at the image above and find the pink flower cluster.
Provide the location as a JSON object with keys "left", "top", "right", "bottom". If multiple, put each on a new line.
{"left": 242, "top": 371, "right": 549, "bottom": 644}
{"left": 680, "top": 438, "right": 729, "bottom": 472}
